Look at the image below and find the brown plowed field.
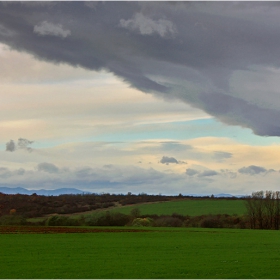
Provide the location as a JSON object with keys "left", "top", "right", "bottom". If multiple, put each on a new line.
{"left": 0, "top": 226, "right": 149, "bottom": 234}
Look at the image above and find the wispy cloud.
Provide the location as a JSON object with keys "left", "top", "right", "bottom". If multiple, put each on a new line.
{"left": 119, "top": 13, "right": 177, "bottom": 38}
{"left": 186, "top": 168, "right": 218, "bottom": 177}
{"left": 34, "top": 21, "right": 71, "bottom": 38}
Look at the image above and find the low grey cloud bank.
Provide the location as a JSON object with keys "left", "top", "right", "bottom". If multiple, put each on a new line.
{"left": 238, "top": 165, "right": 268, "bottom": 175}
{"left": 0, "top": 163, "right": 186, "bottom": 194}
{"left": 0, "top": 162, "right": 278, "bottom": 195}
{"left": 1, "top": 2, "right": 280, "bottom": 136}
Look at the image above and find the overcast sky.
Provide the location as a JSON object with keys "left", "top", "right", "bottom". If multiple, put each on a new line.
{"left": 1, "top": 1, "right": 280, "bottom": 195}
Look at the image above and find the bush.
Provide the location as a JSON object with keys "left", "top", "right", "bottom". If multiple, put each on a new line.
{"left": 171, "top": 213, "right": 186, "bottom": 221}
{"left": 109, "top": 212, "right": 131, "bottom": 226}
{"left": 46, "top": 215, "right": 81, "bottom": 226}
{"left": 85, "top": 211, "right": 130, "bottom": 226}
{"left": 200, "top": 216, "right": 221, "bottom": 228}
{"left": 153, "top": 216, "right": 183, "bottom": 227}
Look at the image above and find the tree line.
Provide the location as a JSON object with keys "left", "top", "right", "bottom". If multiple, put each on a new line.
{"left": 245, "top": 190, "right": 280, "bottom": 230}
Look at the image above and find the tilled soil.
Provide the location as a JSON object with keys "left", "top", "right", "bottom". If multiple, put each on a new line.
{"left": 0, "top": 225, "right": 150, "bottom": 234}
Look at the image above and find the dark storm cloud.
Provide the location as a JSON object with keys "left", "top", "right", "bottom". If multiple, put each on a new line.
{"left": 2, "top": 2, "right": 280, "bottom": 135}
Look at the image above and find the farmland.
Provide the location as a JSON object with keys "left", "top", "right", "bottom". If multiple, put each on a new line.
{"left": 24, "top": 198, "right": 248, "bottom": 229}
{"left": 1, "top": 194, "right": 279, "bottom": 278}
{"left": 106, "top": 199, "right": 246, "bottom": 216}
{"left": 1, "top": 226, "right": 280, "bottom": 278}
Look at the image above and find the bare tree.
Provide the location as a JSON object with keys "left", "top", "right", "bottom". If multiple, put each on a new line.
{"left": 245, "top": 190, "right": 280, "bottom": 230}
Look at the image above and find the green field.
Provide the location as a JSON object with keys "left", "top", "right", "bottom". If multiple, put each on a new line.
{"left": 1, "top": 227, "right": 280, "bottom": 278}
{"left": 105, "top": 199, "right": 247, "bottom": 216}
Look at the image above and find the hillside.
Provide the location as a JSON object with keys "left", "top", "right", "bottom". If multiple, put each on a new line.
{"left": 0, "top": 191, "right": 245, "bottom": 218}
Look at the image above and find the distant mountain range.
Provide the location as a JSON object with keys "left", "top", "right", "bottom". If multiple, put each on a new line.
{"left": 0, "top": 187, "right": 90, "bottom": 196}
{"left": 186, "top": 193, "right": 246, "bottom": 198}
{"left": 0, "top": 187, "right": 246, "bottom": 197}
{"left": 214, "top": 193, "right": 246, "bottom": 198}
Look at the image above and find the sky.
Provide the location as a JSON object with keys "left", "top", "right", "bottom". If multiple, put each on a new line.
{"left": 1, "top": 1, "right": 280, "bottom": 196}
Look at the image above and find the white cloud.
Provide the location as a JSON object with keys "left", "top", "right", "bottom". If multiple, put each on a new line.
{"left": 120, "top": 13, "right": 177, "bottom": 38}
{"left": 34, "top": 21, "right": 71, "bottom": 38}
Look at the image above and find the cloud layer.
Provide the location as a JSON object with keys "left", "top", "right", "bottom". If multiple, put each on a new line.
{"left": 0, "top": 161, "right": 278, "bottom": 196}
{"left": 1, "top": 2, "right": 280, "bottom": 136}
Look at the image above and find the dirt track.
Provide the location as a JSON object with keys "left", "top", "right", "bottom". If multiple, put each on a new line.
{"left": 0, "top": 226, "right": 149, "bottom": 234}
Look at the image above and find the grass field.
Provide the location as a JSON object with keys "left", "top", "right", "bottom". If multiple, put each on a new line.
{"left": 100, "top": 199, "right": 247, "bottom": 216}
{"left": 1, "top": 226, "right": 280, "bottom": 278}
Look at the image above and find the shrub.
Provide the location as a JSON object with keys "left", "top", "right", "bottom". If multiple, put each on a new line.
{"left": 132, "top": 217, "right": 153, "bottom": 227}
{"left": 9, "top": 209, "right": 16, "bottom": 215}
{"left": 153, "top": 216, "right": 183, "bottom": 227}
{"left": 46, "top": 215, "right": 81, "bottom": 226}
{"left": 85, "top": 211, "right": 130, "bottom": 226}
{"left": 109, "top": 212, "right": 131, "bottom": 226}
{"left": 200, "top": 216, "right": 221, "bottom": 228}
